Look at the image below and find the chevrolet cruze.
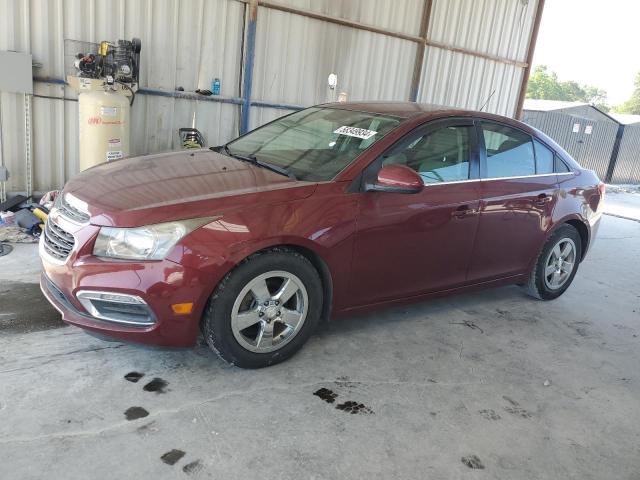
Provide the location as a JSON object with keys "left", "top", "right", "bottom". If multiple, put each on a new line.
{"left": 40, "top": 102, "right": 604, "bottom": 368}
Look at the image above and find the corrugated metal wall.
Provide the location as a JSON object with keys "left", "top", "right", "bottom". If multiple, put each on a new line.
{"left": 419, "top": 0, "right": 535, "bottom": 116}
{"left": 251, "top": 2, "right": 420, "bottom": 129}
{"left": 1, "top": 0, "right": 540, "bottom": 195}
{"left": 1, "top": 0, "right": 244, "bottom": 195}
{"left": 611, "top": 124, "right": 640, "bottom": 184}
{"left": 522, "top": 109, "right": 618, "bottom": 180}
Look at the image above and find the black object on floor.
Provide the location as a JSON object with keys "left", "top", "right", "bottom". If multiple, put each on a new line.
{"left": 0, "top": 195, "right": 30, "bottom": 212}
{"left": 0, "top": 243, "right": 12, "bottom": 257}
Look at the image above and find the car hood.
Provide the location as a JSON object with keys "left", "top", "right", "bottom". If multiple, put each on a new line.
{"left": 64, "top": 149, "right": 316, "bottom": 227}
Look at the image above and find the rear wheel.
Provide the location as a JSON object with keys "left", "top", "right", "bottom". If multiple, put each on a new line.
{"left": 202, "top": 250, "right": 323, "bottom": 368}
{"left": 523, "top": 224, "right": 582, "bottom": 300}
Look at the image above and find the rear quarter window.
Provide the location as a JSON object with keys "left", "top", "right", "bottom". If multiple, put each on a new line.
{"left": 555, "top": 155, "right": 571, "bottom": 173}
{"left": 533, "top": 140, "right": 554, "bottom": 174}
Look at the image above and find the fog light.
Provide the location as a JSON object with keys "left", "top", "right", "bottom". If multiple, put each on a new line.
{"left": 76, "top": 291, "right": 156, "bottom": 326}
{"left": 171, "top": 303, "right": 193, "bottom": 315}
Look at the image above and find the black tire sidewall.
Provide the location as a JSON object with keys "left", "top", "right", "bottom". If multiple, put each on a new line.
{"left": 203, "top": 251, "right": 323, "bottom": 368}
{"left": 533, "top": 225, "right": 582, "bottom": 300}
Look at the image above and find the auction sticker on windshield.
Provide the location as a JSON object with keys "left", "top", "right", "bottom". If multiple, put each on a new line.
{"left": 334, "top": 126, "right": 377, "bottom": 139}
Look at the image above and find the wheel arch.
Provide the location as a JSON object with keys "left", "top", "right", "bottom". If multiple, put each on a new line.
{"left": 274, "top": 244, "right": 334, "bottom": 322}
{"left": 207, "top": 239, "right": 335, "bottom": 323}
{"left": 526, "top": 215, "right": 590, "bottom": 275}
{"left": 563, "top": 218, "right": 589, "bottom": 261}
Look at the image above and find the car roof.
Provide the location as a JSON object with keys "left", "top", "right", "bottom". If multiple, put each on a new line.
{"left": 321, "top": 101, "right": 476, "bottom": 120}
{"left": 320, "top": 101, "right": 581, "bottom": 171}
{"left": 320, "top": 101, "right": 531, "bottom": 132}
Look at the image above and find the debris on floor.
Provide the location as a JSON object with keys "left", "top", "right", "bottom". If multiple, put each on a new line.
{"left": 450, "top": 320, "right": 484, "bottom": 334}
{"left": 0, "top": 225, "right": 38, "bottom": 243}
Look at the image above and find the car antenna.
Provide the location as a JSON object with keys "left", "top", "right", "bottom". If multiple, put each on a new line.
{"left": 478, "top": 89, "right": 496, "bottom": 112}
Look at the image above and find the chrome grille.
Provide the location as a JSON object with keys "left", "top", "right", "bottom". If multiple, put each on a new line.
{"left": 58, "top": 195, "right": 90, "bottom": 224}
{"left": 43, "top": 218, "right": 76, "bottom": 261}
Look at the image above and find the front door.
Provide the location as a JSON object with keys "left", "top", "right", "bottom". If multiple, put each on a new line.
{"left": 467, "top": 121, "right": 559, "bottom": 282}
{"left": 349, "top": 119, "right": 482, "bottom": 307}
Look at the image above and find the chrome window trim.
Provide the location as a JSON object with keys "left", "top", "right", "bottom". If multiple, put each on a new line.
{"left": 422, "top": 178, "right": 479, "bottom": 186}
{"left": 480, "top": 172, "right": 574, "bottom": 182}
{"left": 421, "top": 171, "right": 575, "bottom": 187}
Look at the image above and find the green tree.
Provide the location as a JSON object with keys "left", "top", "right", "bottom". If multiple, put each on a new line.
{"left": 526, "top": 65, "right": 609, "bottom": 111}
{"left": 614, "top": 72, "right": 640, "bottom": 115}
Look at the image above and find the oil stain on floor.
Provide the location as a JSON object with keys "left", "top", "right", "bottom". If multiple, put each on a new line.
{"left": 0, "top": 282, "right": 65, "bottom": 334}
{"left": 143, "top": 377, "right": 169, "bottom": 394}
{"left": 124, "top": 406, "right": 149, "bottom": 421}
{"left": 461, "top": 455, "right": 485, "bottom": 469}
{"left": 313, "top": 387, "right": 338, "bottom": 403}
{"left": 335, "top": 401, "right": 374, "bottom": 414}
{"left": 313, "top": 387, "right": 374, "bottom": 415}
{"left": 182, "top": 460, "right": 204, "bottom": 475}
{"left": 160, "top": 449, "right": 185, "bottom": 466}
{"left": 124, "top": 372, "right": 145, "bottom": 383}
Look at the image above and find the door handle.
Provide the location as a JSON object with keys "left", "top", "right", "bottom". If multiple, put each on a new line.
{"left": 452, "top": 204, "right": 478, "bottom": 218}
{"left": 535, "top": 193, "right": 553, "bottom": 206}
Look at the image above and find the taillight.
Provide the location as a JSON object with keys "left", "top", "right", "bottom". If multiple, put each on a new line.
{"left": 597, "top": 181, "right": 606, "bottom": 200}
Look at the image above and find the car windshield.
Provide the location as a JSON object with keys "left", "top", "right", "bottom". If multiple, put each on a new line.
{"left": 225, "top": 107, "right": 401, "bottom": 181}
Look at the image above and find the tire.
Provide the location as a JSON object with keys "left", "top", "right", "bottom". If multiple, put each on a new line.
{"left": 202, "top": 249, "right": 323, "bottom": 368}
{"left": 523, "top": 224, "right": 582, "bottom": 300}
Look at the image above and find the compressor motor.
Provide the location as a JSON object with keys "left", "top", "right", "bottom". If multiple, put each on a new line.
{"left": 74, "top": 38, "right": 141, "bottom": 85}
{"left": 66, "top": 37, "right": 142, "bottom": 171}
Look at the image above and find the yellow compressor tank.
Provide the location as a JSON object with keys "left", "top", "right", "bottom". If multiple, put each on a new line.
{"left": 78, "top": 89, "right": 130, "bottom": 171}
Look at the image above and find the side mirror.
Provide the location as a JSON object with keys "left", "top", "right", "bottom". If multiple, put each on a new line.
{"left": 365, "top": 165, "right": 423, "bottom": 194}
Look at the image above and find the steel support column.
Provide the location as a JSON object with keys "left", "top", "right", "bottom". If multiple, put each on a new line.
{"left": 515, "top": 0, "right": 545, "bottom": 119}
{"left": 409, "top": 0, "right": 432, "bottom": 102}
{"left": 240, "top": 0, "right": 258, "bottom": 135}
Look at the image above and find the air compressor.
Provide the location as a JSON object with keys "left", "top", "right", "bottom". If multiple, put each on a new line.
{"left": 66, "top": 38, "right": 141, "bottom": 171}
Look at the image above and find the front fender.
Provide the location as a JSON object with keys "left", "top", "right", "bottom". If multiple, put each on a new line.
{"left": 165, "top": 184, "right": 358, "bottom": 312}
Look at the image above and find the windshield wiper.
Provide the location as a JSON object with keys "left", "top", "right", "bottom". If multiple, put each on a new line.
{"left": 221, "top": 145, "right": 296, "bottom": 179}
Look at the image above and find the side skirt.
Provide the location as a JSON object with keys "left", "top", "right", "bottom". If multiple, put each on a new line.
{"left": 332, "top": 273, "right": 528, "bottom": 318}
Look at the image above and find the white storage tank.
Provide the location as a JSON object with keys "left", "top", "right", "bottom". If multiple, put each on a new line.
{"left": 78, "top": 89, "right": 130, "bottom": 171}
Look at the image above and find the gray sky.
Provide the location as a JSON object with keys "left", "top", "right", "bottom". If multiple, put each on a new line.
{"left": 532, "top": 0, "right": 639, "bottom": 105}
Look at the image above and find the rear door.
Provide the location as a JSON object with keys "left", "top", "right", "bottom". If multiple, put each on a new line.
{"left": 467, "top": 121, "right": 559, "bottom": 282}
{"left": 349, "top": 119, "right": 481, "bottom": 306}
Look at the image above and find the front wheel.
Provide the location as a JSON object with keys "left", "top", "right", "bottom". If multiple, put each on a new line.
{"left": 523, "top": 224, "right": 582, "bottom": 300}
{"left": 202, "top": 249, "right": 323, "bottom": 368}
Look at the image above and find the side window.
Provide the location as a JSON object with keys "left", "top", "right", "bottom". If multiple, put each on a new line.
{"left": 382, "top": 126, "right": 472, "bottom": 184}
{"left": 533, "top": 140, "right": 554, "bottom": 174}
{"left": 555, "top": 155, "right": 571, "bottom": 173}
{"left": 481, "top": 122, "right": 535, "bottom": 178}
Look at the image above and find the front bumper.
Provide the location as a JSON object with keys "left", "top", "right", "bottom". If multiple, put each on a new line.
{"left": 39, "top": 240, "right": 215, "bottom": 348}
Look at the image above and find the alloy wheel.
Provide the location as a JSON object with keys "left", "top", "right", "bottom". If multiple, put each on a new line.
{"left": 543, "top": 238, "right": 577, "bottom": 290}
{"left": 230, "top": 270, "right": 308, "bottom": 353}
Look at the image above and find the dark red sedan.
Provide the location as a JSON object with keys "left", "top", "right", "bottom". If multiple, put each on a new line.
{"left": 40, "top": 102, "right": 604, "bottom": 368}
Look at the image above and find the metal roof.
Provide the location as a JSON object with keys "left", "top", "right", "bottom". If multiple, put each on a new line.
{"left": 523, "top": 99, "right": 589, "bottom": 111}
{"left": 609, "top": 113, "right": 640, "bottom": 125}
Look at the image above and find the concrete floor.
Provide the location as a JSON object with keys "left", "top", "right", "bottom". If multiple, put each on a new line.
{"left": 1, "top": 200, "right": 639, "bottom": 479}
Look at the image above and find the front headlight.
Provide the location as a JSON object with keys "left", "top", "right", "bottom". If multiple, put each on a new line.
{"left": 93, "top": 218, "right": 215, "bottom": 260}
